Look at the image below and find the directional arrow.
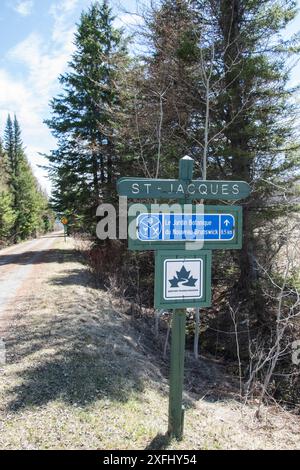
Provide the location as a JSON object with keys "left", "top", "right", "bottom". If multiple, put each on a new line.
{"left": 224, "top": 219, "right": 230, "bottom": 226}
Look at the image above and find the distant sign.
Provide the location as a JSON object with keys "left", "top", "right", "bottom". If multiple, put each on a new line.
{"left": 117, "top": 178, "right": 251, "bottom": 200}
{"left": 61, "top": 217, "right": 68, "bottom": 225}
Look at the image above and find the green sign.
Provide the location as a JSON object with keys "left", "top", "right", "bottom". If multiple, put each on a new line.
{"left": 117, "top": 177, "right": 250, "bottom": 200}
{"left": 128, "top": 205, "right": 242, "bottom": 251}
{"left": 154, "top": 250, "right": 212, "bottom": 309}
{"left": 117, "top": 155, "right": 250, "bottom": 441}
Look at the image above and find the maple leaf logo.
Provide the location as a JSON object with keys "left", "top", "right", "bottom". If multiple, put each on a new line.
{"left": 168, "top": 265, "right": 197, "bottom": 288}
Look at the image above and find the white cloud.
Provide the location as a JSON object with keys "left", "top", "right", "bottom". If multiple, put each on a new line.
{"left": 114, "top": 12, "right": 144, "bottom": 29}
{"left": 8, "top": 32, "right": 74, "bottom": 97}
{"left": 13, "top": 0, "right": 34, "bottom": 17}
{"left": 0, "top": 69, "right": 54, "bottom": 194}
{"left": 1, "top": 0, "right": 87, "bottom": 193}
{"left": 49, "top": 0, "right": 79, "bottom": 44}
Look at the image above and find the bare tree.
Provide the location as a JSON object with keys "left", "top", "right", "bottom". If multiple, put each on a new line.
{"left": 244, "top": 239, "right": 300, "bottom": 414}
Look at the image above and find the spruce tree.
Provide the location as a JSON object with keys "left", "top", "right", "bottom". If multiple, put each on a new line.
{"left": 196, "top": 0, "right": 300, "bottom": 294}
{"left": 0, "top": 136, "right": 16, "bottom": 243}
{"left": 0, "top": 137, "right": 7, "bottom": 190}
{"left": 3, "top": 115, "right": 51, "bottom": 241}
{"left": 46, "top": 1, "right": 128, "bottom": 229}
{"left": 4, "top": 115, "right": 14, "bottom": 177}
{"left": 0, "top": 191, "right": 16, "bottom": 242}
{"left": 149, "top": 0, "right": 300, "bottom": 298}
{"left": 123, "top": 0, "right": 199, "bottom": 179}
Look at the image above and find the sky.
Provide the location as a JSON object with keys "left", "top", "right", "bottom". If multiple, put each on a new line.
{"left": 0, "top": 0, "right": 300, "bottom": 195}
{"left": 0, "top": 0, "right": 145, "bottom": 194}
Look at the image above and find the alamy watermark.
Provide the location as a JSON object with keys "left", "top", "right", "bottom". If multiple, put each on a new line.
{"left": 95, "top": 196, "right": 212, "bottom": 250}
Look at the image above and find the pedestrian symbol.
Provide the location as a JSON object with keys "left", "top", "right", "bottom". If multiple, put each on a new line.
{"left": 138, "top": 214, "right": 162, "bottom": 240}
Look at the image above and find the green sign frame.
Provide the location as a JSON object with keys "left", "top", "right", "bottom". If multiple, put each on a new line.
{"left": 116, "top": 155, "right": 250, "bottom": 441}
{"left": 154, "top": 250, "right": 212, "bottom": 309}
{"left": 128, "top": 205, "right": 242, "bottom": 251}
{"left": 117, "top": 177, "right": 250, "bottom": 201}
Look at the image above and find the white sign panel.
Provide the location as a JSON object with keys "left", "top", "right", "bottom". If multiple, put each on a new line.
{"left": 163, "top": 259, "right": 203, "bottom": 300}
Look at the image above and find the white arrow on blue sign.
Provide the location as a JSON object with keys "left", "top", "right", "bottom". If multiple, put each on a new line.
{"left": 137, "top": 213, "right": 235, "bottom": 242}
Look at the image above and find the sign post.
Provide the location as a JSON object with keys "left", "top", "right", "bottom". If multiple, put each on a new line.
{"left": 117, "top": 155, "right": 250, "bottom": 441}
{"left": 168, "top": 308, "right": 186, "bottom": 439}
{"left": 61, "top": 217, "right": 69, "bottom": 242}
{"left": 167, "top": 156, "right": 194, "bottom": 440}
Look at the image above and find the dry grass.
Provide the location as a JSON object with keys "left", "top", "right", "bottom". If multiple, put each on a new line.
{"left": 0, "top": 237, "right": 299, "bottom": 450}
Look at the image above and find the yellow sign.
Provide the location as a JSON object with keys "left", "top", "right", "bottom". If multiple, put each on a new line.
{"left": 61, "top": 217, "right": 68, "bottom": 225}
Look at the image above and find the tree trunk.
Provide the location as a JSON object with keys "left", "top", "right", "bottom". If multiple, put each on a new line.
{"left": 220, "top": 0, "right": 258, "bottom": 293}
{"left": 92, "top": 151, "right": 100, "bottom": 206}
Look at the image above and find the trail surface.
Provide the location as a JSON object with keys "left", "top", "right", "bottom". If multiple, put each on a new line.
{"left": 0, "top": 233, "right": 63, "bottom": 333}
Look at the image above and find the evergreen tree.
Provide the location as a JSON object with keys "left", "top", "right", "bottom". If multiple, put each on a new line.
{"left": 192, "top": 0, "right": 300, "bottom": 293}
{"left": 0, "top": 137, "right": 7, "bottom": 190}
{"left": 4, "top": 114, "right": 24, "bottom": 209}
{"left": 0, "top": 191, "right": 16, "bottom": 241}
{"left": 3, "top": 115, "right": 52, "bottom": 242}
{"left": 4, "top": 115, "right": 15, "bottom": 185}
{"left": 13, "top": 115, "right": 23, "bottom": 179}
{"left": 0, "top": 136, "right": 16, "bottom": 243}
{"left": 46, "top": 1, "right": 129, "bottom": 229}
{"left": 13, "top": 158, "right": 47, "bottom": 239}
{"left": 147, "top": 0, "right": 300, "bottom": 298}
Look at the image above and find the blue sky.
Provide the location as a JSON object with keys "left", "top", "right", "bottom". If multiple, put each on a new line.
{"left": 0, "top": 0, "right": 144, "bottom": 193}
{"left": 0, "top": 0, "right": 299, "bottom": 194}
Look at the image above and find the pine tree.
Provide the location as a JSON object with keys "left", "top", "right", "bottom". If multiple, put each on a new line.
{"left": 4, "top": 114, "right": 24, "bottom": 209}
{"left": 46, "top": 1, "right": 128, "bottom": 229}
{"left": 0, "top": 191, "right": 16, "bottom": 242}
{"left": 3, "top": 115, "right": 52, "bottom": 241}
{"left": 0, "top": 136, "right": 16, "bottom": 243}
{"left": 4, "top": 115, "right": 14, "bottom": 177}
{"left": 194, "top": 0, "right": 300, "bottom": 294}
{"left": 148, "top": 0, "right": 300, "bottom": 297}
{"left": 13, "top": 158, "right": 47, "bottom": 239}
{"left": 13, "top": 115, "right": 23, "bottom": 179}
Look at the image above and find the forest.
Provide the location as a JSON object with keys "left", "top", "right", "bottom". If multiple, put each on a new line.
{"left": 0, "top": 115, "right": 54, "bottom": 244}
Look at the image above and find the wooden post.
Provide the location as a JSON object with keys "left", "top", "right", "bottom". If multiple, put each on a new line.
{"left": 167, "top": 156, "right": 193, "bottom": 440}
{"left": 168, "top": 309, "right": 186, "bottom": 440}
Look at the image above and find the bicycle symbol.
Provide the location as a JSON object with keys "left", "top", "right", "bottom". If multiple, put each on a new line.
{"left": 138, "top": 215, "right": 162, "bottom": 240}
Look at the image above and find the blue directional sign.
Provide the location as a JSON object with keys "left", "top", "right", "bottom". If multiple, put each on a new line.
{"left": 137, "top": 213, "right": 235, "bottom": 241}
{"left": 129, "top": 205, "right": 242, "bottom": 251}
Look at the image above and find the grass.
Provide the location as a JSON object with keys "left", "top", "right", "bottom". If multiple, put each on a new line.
{"left": 0, "top": 237, "right": 299, "bottom": 450}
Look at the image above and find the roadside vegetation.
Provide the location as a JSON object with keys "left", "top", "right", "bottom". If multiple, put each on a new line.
{"left": 45, "top": 0, "right": 300, "bottom": 412}
{"left": 0, "top": 115, "right": 54, "bottom": 246}
{"left": 0, "top": 237, "right": 299, "bottom": 450}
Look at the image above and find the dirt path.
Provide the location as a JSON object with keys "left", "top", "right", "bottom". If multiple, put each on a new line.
{"left": 0, "top": 233, "right": 63, "bottom": 335}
